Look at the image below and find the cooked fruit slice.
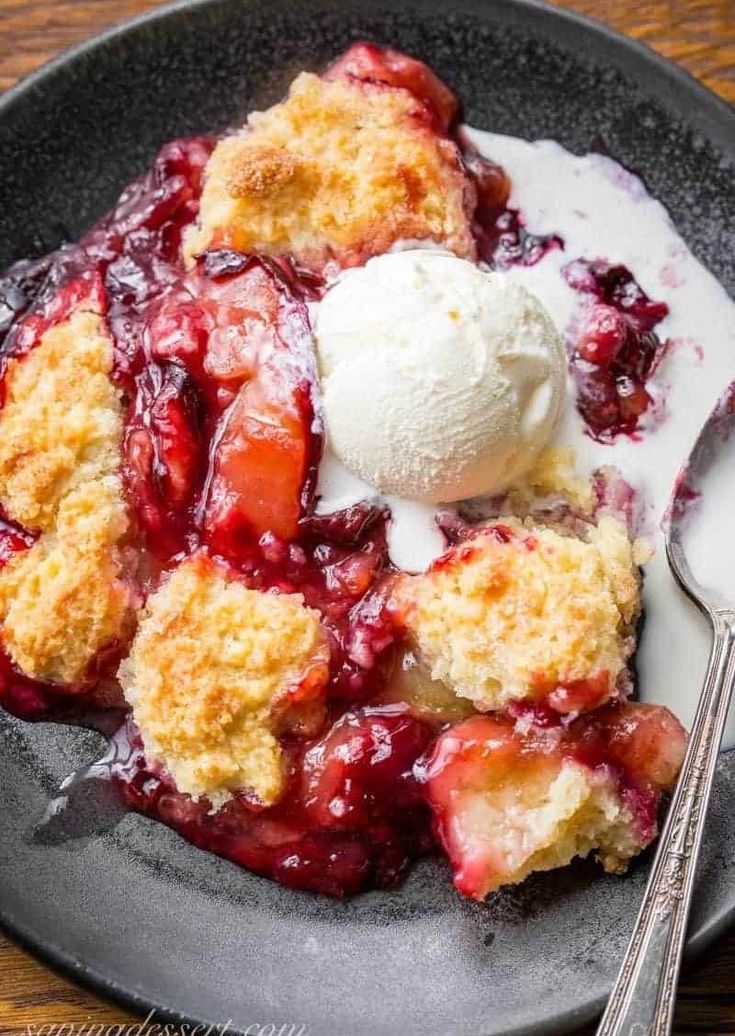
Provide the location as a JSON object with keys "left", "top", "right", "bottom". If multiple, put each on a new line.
{"left": 203, "top": 366, "right": 311, "bottom": 545}
{"left": 184, "top": 62, "right": 475, "bottom": 269}
{"left": 575, "top": 700, "right": 687, "bottom": 801}
{"left": 146, "top": 294, "right": 211, "bottom": 371}
{"left": 138, "top": 259, "right": 320, "bottom": 552}
{"left": 118, "top": 556, "right": 330, "bottom": 808}
{"left": 302, "top": 706, "right": 433, "bottom": 827}
{"left": 123, "top": 361, "right": 204, "bottom": 549}
{"left": 420, "top": 703, "right": 686, "bottom": 899}
{"left": 324, "top": 42, "right": 459, "bottom": 131}
{"left": 375, "top": 647, "right": 476, "bottom": 725}
{"left": 392, "top": 516, "right": 643, "bottom": 714}
{"left": 198, "top": 260, "right": 281, "bottom": 384}
{"left": 140, "top": 260, "right": 282, "bottom": 395}
{"left": 200, "top": 264, "right": 319, "bottom": 548}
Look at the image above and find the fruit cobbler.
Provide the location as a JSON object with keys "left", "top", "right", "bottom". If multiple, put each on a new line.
{"left": 0, "top": 44, "right": 686, "bottom": 899}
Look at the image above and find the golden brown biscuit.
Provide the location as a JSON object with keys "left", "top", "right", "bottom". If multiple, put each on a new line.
{"left": 0, "top": 307, "right": 123, "bottom": 532}
{"left": 0, "top": 305, "right": 133, "bottom": 684}
{"left": 185, "top": 72, "right": 475, "bottom": 269}
{"left": 119, "top": 557, "right": 330, "bottom": 808}
{"left": 0, "top": 478, "right": 133, "bottom": 684}
{"left": 392, "top": 516, "right": 641, "bottom": 713}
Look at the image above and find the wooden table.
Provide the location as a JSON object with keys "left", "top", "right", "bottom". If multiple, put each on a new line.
{"left": 0, "top": 1, "right": 733, "bottom": 1033}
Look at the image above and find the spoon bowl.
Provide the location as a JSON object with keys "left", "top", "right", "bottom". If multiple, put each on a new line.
{"left": 667, "top": 383, "right": 735, "bottom": 615}
{"left": 598, "top": 383, "right": 735, "bottom": 1036}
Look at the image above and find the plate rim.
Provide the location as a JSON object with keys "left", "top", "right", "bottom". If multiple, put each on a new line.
{"left": 2, "top": 858, "right": 734, "bottom": 1036}
{"left": 0, "top": 1, "right": 734, "bottom": 1033}
{"left": 1, "top": 0, "right": 733, "bottom": 142}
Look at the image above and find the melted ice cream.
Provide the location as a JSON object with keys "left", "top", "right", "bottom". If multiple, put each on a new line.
{"left": 317, "top": 129, "right": 735, "bottom": 742}
{"left": 468, "top": 131, "right": 735, "bottom": 744}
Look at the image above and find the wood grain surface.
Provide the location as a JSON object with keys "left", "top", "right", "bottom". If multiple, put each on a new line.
{"left": 0, "top": 1, "right": 733, "bottom": 1034}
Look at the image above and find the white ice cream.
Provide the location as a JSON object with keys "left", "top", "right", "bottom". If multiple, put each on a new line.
{"left": 314, "top": 250, "right": 566, "bottom": 504}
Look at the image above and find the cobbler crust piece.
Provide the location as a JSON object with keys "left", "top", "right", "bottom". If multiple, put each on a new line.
{"left": 0, "top": 478, "right": 132, "bottom": 686}
{"left": 392, "top": 515, "right": 642, "bottom": 715}
{"left": 0, "top": 302, "right": 135, "bottom": 684}
{"left": 118, "top": 556, "right": 330, "bottom": 808}
{"left": 0, "top": 305, "right": 123, "bottom": 532}
{"left": 184, "top": 70, "right": 475, "bottom": 270}
{"left": 420, "top": 703, "right": 686, "bottom": 898}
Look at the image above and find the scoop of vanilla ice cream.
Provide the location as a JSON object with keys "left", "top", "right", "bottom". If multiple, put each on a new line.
{"left": 314, "top": 250, "right": 566, "bottom": 504}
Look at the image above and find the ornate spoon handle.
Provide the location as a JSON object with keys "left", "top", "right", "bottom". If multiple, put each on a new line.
{"left": 597, "top": 610, "right": 735, "bottom": 1036}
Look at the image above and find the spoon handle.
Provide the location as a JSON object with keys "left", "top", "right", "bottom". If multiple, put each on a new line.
{"left": 596, "top": 610, "right": 735, "bottom": 1036}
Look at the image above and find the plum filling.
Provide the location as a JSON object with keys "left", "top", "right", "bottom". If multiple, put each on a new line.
{"left": 0, "top": 47, "right": 680, "bottom": 897}
{"left": 0, "top": 130, "right": 406, "bottom": 887}
{"left": 109, "top": 707, "right": 434, "bottom": 896}
{"left": 462, "top": 149, "right": 563, "bottom": 269}
{"left": 0, "top": 253, "right": 57, "bottom": 348}
{"left": 564, "top": 259, "right": 670, "bottom": 441}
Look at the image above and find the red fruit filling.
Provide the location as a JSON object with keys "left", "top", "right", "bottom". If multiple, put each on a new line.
{"left": 0, "top": 123, "right": 395, "bottom": 736}
{"left": 0, "top": 253, "right": 57, "bottom": 348}
{"left": 325, "top": 41, "right": 459, "bottom": 133}
{"left": 109, "top": 707, "right": 434, "bottom": 896}
{"left": 123, "top": 361, "right": 205, "bottom": 552}
{"left": 0, "top": 46, "right": 678, "bottom": 898}
{"left": 0, "top": 652, "right": 63, "bottom": 721}
{"left": 462, "top": 148, "right": 562, "bottom": 269}
{"left": 564, "top": 259, "right": 670, "bottom": 441}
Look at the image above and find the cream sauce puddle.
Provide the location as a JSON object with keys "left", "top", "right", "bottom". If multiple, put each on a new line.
{"left": 317, "top": 128, "right": 735, "bottom": 743}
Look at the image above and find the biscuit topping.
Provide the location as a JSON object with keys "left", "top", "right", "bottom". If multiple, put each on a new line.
{"left": 0, "top": 306, "right": 123, "bottom": 532}
{"left": 0, "top": 303, "right": 133, "bottom": 684}
{"left": 393, "top": 516, "right": 641, "bottom": 714}
{"left": 185, "top": 72, "right": 475, "bottom": 269}
{"left": 119, "top": 557, "right": 330, "bottom": 808}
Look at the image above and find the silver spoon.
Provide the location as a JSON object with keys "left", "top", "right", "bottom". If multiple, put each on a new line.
{"left": 597, "top": 385, "right": 735, "bottom": 1036}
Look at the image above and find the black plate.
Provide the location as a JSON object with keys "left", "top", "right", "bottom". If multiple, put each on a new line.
{"left": 1, "top": 2, "right": 734, "bottom": 1034}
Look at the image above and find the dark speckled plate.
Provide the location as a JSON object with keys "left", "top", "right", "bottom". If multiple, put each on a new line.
{"left": 1, "top": 2, "right": 734, "bottom": 1034}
